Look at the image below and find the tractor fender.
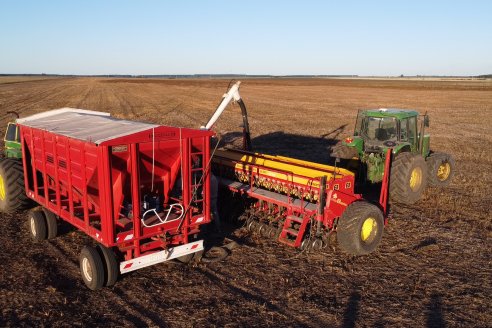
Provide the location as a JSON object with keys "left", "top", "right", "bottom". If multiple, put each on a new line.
{"left": 392, "top": 144, "right": 411, "bottom": 155}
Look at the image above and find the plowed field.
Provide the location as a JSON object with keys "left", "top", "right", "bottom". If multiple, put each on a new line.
{"left": 0, "top": 77, "right": 491, "bottom": 327}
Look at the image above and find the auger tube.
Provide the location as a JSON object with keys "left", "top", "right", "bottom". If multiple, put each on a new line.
{"left": 237, "top": 98, "right": 252, "bottom": 151}
{"left": 204, "top": 81, "right": 242, "bottom": 130}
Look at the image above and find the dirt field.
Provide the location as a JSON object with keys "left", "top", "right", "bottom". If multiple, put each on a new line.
{"left": 0, "top": 77, "right": 491, "bottom": 327}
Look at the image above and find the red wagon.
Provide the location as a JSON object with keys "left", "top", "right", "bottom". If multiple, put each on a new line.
{"left": 17, "top": 108, "right": 214, "bottom": 289}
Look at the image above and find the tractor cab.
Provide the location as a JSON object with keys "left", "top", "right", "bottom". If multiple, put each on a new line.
{"left": 3, "top": 123, "right": 22, "bottom": 159}
{"left": 339, "top": 108, "right": 430, "bottom": 158}
{"left": 332, "top": 108, "right": 432, "bottom": 185}
{"left": 352, "top": 109, "right": 424, "bottom": 154}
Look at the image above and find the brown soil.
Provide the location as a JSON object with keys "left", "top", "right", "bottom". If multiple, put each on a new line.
{"left": 0, "top": 77, "right": 491, "bottom": 327}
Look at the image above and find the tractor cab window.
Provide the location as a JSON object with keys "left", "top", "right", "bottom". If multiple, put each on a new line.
{"left": 358, "top": 116, "right": 397, "bottom": 142}
{"left": 400, "top": 119, "right": 408, "bottom": 141}
{"left": 4, "top": 123, "right": 19, "bottom": 142}
{"left": 399, "top": 117, "right": 417, "bottom": 145}
{"left": 408, "top": 116, "right": 417, "bottom": 145}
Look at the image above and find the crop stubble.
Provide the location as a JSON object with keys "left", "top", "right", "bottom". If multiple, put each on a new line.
{"left": 0, "top": 77, "right": 491, "bottom": 327}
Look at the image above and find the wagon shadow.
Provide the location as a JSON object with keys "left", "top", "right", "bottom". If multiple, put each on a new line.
{"left": 197, "top": 266, "right": 334, "bottom": 327}
{"left": 56, "top": 220, "right": 77, "bottom": 236}
{"left": 30, "top": 253, "right": 82, "bottom": 292}
{"left": 111, "top": 287, "right": 170, "bottom": 327}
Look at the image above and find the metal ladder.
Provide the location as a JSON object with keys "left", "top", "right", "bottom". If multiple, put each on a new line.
{"left": 190, "top": 151, "right": 205, "bottom": 209}
{"left": 278, "top": 214, "right": 310, "bottom": 247}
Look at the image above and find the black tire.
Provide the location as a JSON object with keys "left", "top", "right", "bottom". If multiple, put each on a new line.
{"left": 28, "top": 209, "right": 47, "bottom": 242}
{"left": 0, "top": 159, "right": 30, "bottom": 213}
{"left": 42, "top": 208, "right": 58, "bottom": 239}
{"left": 79, "top": 246, "right": 105, "bottom": 290}
{"left": 96, "top": 244, "right": 119, "bottom": 287}
{"left": 337, "top": 201, "right": 384, "bottom": 255}
{"left": 200, "top": 247, "right": 229, "bottom": 263}
{"left": 389, "top": 152, "right": 428, "bottom": 205}
{"left": 176, "top": 253, "right": 195, "bottom": 264}
{"left": 330, "top": 142, "right": 359, "bottom": 160}
{"left": 426, "top": 152, "right": 455, "bottom": 187}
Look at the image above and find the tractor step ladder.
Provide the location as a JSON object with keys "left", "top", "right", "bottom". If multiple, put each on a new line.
{"left": 278, "top": 215, "right": 310, "bottom": 247}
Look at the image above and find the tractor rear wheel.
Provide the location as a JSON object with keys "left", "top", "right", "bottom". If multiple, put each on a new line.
{"left": 426, "top": 152, "right": 455, "bottom": 187}
{"left": 337, "top": 201, "right": 384, "bottom": 255}
{"left": 79, "top": 246, "right": 105, "bottom": 290}
{"left": 389, "top": 152, "right": 428, "bottom": 205}
{"left": 0, "top": 158, "right": 30, "bottom": 213}
{"left": 28, "top": 209, "right": 47, "bottom": 242}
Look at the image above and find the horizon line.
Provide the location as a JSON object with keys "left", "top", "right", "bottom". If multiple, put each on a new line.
{"left": 1, "top": 73, "right": 491, "bottom": 78}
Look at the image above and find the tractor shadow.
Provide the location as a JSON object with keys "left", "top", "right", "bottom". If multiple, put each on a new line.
{"left": 218, "top": 124, "right": 348, "bottom": 165}
{"left": 217, "top": 125, "right": 383, "bottom": 204}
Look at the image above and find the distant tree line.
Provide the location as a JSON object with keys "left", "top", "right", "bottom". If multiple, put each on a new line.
{"left": 0, "top": 73, "right": 359, "bottom": 78}
{"left": 1, "top": 73, "right": 491, "bottom": 79}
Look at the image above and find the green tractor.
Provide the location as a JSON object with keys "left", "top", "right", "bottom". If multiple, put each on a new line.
{"left": 4, "top": 122, "right": 22, "bottom": 158}
{"left": 331, "top": 108, "right": 454, "bottom": 205}
{"left": 0, "top": 121, "right": 30, "bottom": 212}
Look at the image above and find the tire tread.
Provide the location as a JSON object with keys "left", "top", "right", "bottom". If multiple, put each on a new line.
{"left": 389, "top": 153, "right": 428, "bottom": 205}
{"left": 426, "top": 152, "right": 455, "bottom": 187}
{"left": 79, "top": 246, "right": 105, "bottom": 290}
{"left": 0, "top": 159, "right": 31, "bottom": 212}
{"left": 337, "top": 201, "right": 384, "bottom": 255}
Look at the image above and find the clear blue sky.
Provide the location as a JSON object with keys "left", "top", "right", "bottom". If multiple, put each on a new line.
{"left": 1, "top": 0, "right": 491, "bottom": 76}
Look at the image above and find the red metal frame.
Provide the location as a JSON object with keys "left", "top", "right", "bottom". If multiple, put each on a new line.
{"left": 214, "top": 153, "right": 363, "bottom": 247}
{"left": 379, "top": 148, "right": 392, "bottom": 219}
{"left": 19, "top": 124, "right": 214, "bottom": 261}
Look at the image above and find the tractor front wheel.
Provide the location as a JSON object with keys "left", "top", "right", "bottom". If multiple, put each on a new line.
{"left": 426, "top": 152, "right": 455, "bottom": 187}
{"left": 0, "top": 159, "right": 30, "bottom": 213}
{"left": 389, "top": 153, "right": 428, "bottom": 205}
{"left": 337, "top": 201, "right": 384, "bottom": 255}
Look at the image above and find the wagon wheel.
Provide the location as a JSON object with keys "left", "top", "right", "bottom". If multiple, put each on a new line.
{"left": 337, "top": 201, "right": 384, "bottom": 256}
{"left": 96, "top": 244, "right": 119, "bottom": 287}
{"left": 176, "top": 253, "right": 195, "bottom": 264}
{"left": 200, "top": 247, "right": 229, "bottom": 263}
{"left": 79, "top": 246, "right": 105, "bottom": 290}
{"left": 28, "top": 209, "right": 47, "bottom": 242}
{"left": 42, "top": 208, "right": 58, "bottom": 239}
